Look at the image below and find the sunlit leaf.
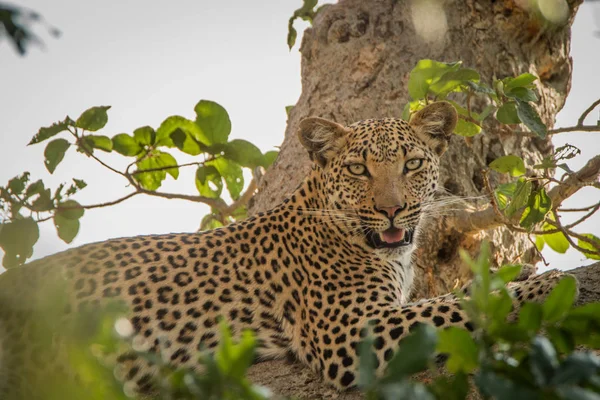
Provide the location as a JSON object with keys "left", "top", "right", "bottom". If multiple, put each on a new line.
{"left": 542, "top": 222, "right": 570, "bottom": 254}
{"left": 112, "top": 134, "right": 142, "bottom": 156}
{"left": 489, "top": 155, "right": 526, "bottom": 177}
{"left": 577, "top": 234, "right": 600, "bottom": 260}
{"left": 208, "top": 158, "right": 243, "bottom": 200}
{"left": 504, "top": 179, "right": 532, "bottom": 218}
{"left": 437, "top": 327, "right": 478, "bottom": 373}
{"left": 170, "top": 128, "right": 203, "bottom": 156}
{"left": 156, "top": 115, "right": 209, "bottom": 147}
{"left": 76, "top": 106, "right": 110, "bottom": 132}
{"left": 195, "top": 165, "right": 222, "bottom": 199}
{"left": 44, "top": 138, "right": 70, "bottom": 174}
{"left": 428, "top": 68, "right": 480, "bottom": 96}
{"left": 504, "top": 73, "right": 537, "bottom": 90}
{"left": 83, "top": 135, "right": 113, "bottom": 152}
{"left": 520, "top": 188, "right": 552, "bottom": 229}
{"left": 262, "top": 151, "right": 278, "bottom": 168}
{"left": 454, "top": 119, "right": 481, "bottom": 137}
{"left": 408, "top": 60, "right": 461, "bottom": 100}
{"left": 195, "top": 100, "right": 231, "bottom": 145}
{"left": 133, "top": 126, "right": 156, "bottom": 146}
{"left": 223, "top": 139, "right": 264, "bottom": 168}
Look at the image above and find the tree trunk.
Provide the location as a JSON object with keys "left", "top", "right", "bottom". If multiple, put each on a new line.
{"left": 250, "top": 0, "right": 582, "bottom": 299}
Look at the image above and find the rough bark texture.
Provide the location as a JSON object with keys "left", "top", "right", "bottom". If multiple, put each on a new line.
{"left": 247, "top": 263, "right": 600, "bottom": 400}
{"left": 249, "top": 0, "right": 582, "bottom": 299}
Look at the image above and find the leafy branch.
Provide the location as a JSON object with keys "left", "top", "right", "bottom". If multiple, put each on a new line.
{"left": 0, "top": 100, "right": 277, "bottom": 267}
{"left": 403, "top": 60, "right": 600, "bottom": 262}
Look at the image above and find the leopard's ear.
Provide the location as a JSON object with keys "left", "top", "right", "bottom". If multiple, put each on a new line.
{"left": 298, "top": 117, "right": 349, "bottom": 167}
{"left": 409, "top": 102, "right": 458, "bottom": 156}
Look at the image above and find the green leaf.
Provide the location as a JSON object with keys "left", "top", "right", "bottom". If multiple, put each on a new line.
{"left": 535, "top": 235, "right": 545, "bottom": 251}
{"left": 262, "top": 150, "right": 278, "bottom": 168}
{"left": 7, "top": 173, "right": 29, "bottom": 195}
{"left": 25, "top": 179, "right": 44, "bottom": 198}
{"left": 429, "top": 373, "right": 469, "bottom": 400}
{"left": 428, "top": 68, "right": 480, "bottom": 96}
{"left": 72, "top": 178, "right": 87, "bottom": 190}
{"left": 494, "top": 182, "right": 518, "bottom": 210}
{"left": 496, "top": 102, "right": 521, "bottom": 124}
{"left": 543, "top": 275, "right": 577, "bottom": 323}
{"left": 223, "top": 139, "right": 264, "bottom": 168}
{"left": 285, "top": 105, "right": 294, "bottom": 116}
{"left": 133, "top": 126, "right": 156, "bottom": 146}
{"left": 578, "top": 234, "right": 600, "bottom": 260}
{"left": 208, "top": 158, "right": 243, "bottom": 200}
{"left": 516, "top": 99, "right": 547, "bottom": 138}
{"left": 200, "top": 214, "right": 224, "bottom": 231}
{"left": 454, "top": 119, "right": 481, "bottom": 137}
{"left": 56, "top": 200, "right": 85, "bottom": 220}
{"left": 357, "top": 334, "right": 376, "bottom": 389}
{"left": 133, "top": 157, "right": 163, "bottom": 191}
{"left": 506, "top": 87, "right": 538, "bottom": 102}
{"left": 0, "top": 217, "right": 39, "bottom": 268}
{"left": 556, "top": 386, "right": 600, "bottom": 400}
{"left": 53, "top": 213, "right": 80, "bottom": 244}
{"left": 408, "top": 60, "right": 461, "bottom": 100}
{"left": 437, "top": 327, "right": 478, "bottom": 373}
{"left": 505, "top": 179, "right": 532, "bottom": 218}
{"left": 112, "top": 134, "right": 142, "bottom": 156}
{"left": 475, "top": 370, "right": 538, "bottom": 400}
{"left": 520, "top": 188, "right": 552, "bottom": 229}
{"left": 489, "top": 155, "right": 526, "bottom": 177}
{"left": 518, "top": 302, "right": 543, "bottom": 336}
{"left": 156, "top": 115, "right": 209, "bottom": 147}
{"left": 83, "top": 135, "right": 113, "bottom": 152}
{"left": 155, "top": 151, "right": 179, "bottom": 180}
{"left": 170, "top": 128, "right": 203, "bottom": 156}
{"left": 30, "top": 188, "right": 53, "bottom": 212}
{"left": 382, "top": 324, "right": 437, "bottom": 381}
{"left": 505, "top": 73, "right": 537, "bottom": 90}
{"left": 466, "top": 81, "right": 495, "bottom": 95}
{"left": 542, "top": 222, "right": 570, "bottom": 254}
{"left": 44, "top": 138, "right": 70, "bottom": 174}
{"left": 195, "top": 100, "right": 231, "bottom": 145}
{"left": 76, "top": 106, "right": 110, "bottom": 132}
{"left": 547, "top": 326, "right": 575, "bottom": 354}
{"left": 29, "top": 117, "right": 72, "bottom": 145}
{"left": 195, "top": 165, "right": 223, "bottom": 199}
{"left": 552, "top": 352, "right": 600, "bottom": 386}
{"left": 287, "top": 0, "right": 319, "bottom": 49}
{"left": 529, "top": 336, "right": 559, "bottom": 386}
{"left": 494, "top": 264, "right": 523, "bottom": 284}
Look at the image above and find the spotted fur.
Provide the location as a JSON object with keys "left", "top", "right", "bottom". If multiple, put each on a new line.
{"left": 0, "top": 102, "right": 571, "bottom": 397}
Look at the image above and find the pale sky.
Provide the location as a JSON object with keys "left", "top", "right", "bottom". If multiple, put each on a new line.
{"left": 1, "top": 0, "right": 599, "bottom": 272}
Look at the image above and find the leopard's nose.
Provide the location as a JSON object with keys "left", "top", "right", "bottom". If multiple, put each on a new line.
{"left": 374, "top": 203, "right": 407, "bottom": 218}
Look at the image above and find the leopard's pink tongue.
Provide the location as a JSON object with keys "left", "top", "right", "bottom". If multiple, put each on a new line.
{"left": 381, "top": 228, "right": 405, "bottom": 244}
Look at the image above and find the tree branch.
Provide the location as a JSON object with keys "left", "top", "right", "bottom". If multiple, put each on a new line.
{"left": 449, "top": 155, "right": 600, "bottom": 234}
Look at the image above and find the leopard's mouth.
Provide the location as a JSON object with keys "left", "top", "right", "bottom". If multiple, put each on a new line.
{"left": 366, "top": 227, "right": 414, "bottom": 249}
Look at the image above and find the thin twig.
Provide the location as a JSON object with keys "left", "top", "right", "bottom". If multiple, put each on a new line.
{"left": 131, "top": 161, "right": 204, "bottom": 176}
{"left": 559, "top": 202, "right": 600, "bottom": 212}
{"left": 577, "top": 98, "right": 600, "bottom": 126}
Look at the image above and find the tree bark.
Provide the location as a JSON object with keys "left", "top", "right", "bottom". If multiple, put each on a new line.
{"left": 250, "top": 0, "right": 583, "bottom": 299}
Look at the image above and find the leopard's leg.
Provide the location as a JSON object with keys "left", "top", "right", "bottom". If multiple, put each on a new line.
{"left": 295, "top": 269, "right": 574, "bottom": 390}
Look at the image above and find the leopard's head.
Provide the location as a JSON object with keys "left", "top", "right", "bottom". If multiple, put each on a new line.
{"left": 298, "top": 102, "right": 457, "bottom": 255}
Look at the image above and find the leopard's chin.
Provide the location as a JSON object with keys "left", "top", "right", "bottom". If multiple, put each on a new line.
{"left": 366, "top": 227, "right": 414, "bottom": 249}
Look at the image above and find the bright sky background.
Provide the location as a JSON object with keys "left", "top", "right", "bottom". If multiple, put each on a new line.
{"left": 1, "top": 0, "right": 599, "bottom": 273}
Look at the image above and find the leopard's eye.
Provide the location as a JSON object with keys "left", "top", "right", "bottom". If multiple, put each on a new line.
{"left": 347, "top": 164, "right": 368, "bottom": 176}
{"left": 405, "top": 159, "right": 424, "bottom": 172}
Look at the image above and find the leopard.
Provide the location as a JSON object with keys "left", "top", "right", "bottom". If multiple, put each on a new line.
{"left": 0, "top": 101, "right": 570, "bottom": 398}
